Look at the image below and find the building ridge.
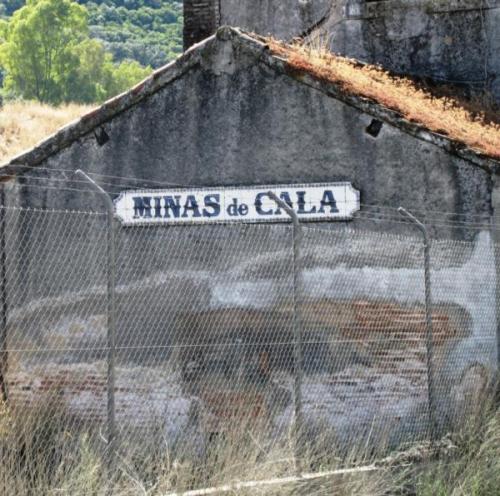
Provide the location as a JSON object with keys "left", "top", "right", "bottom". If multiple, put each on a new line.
{"left": 1, "top": 26, "right": 498, "bottom": 182}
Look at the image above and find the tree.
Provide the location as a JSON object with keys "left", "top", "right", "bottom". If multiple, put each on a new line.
{"left": 0, "top": 0, "right": 152, "bottom": 104}
{"left": 105, "top": 58, "right": 150, "bottom": 96}
{"left": 0, "top": 0, "right": 88, "bottom": 103}
{"left": 65, "top": 39, "right": 150, "bottom": 102}
{"left": 64, "top": 38, "right": 112, "bottom": 102}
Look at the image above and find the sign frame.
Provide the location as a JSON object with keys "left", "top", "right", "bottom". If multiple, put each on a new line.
{"left": 113, "top": 182, "right": 360, "bottom": 227}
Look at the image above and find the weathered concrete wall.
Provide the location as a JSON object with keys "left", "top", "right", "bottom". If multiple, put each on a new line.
{"left": 2, "top": 31, "right": 497, "bottom": 443}
{"left": 220, "top": 0, "right": 331, "bottom": 40}
{"left": 5, "top": 223, "right": 496, "bottom": 442}
{"left": 184, "top": 1, "right": 500, "bottom": 101}
{"left": 311, "top": 0, "right": 500, "bottom": 102}
{"left": 183, "top": 1, "right": 332, "bottom": 49}
{"left": 8, "top": 34, "right": 492, "bottom": 232}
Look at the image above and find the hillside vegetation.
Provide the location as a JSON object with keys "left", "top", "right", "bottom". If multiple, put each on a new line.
{"left": 0, "top": 0, "right": 183, "bottom": 69}
{"left": 0, "top": 0, "right": 156, "bottom": 104}
{"left": 84, "top": 0, "right": 183, "bottom": 68}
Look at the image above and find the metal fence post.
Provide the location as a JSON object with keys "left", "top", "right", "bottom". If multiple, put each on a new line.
{"left": 0, "top": 186, "right": 8, "bottom": 403}
{"left": 267, "top": 191, "right": 303, "bottom": 474}
{"left": 75, "top": 170, "right": 117, "bottom": 485}
{"left": 398, "top": 207, "right": 437, "bottom": 443}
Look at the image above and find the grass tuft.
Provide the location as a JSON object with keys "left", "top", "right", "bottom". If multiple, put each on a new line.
{"left": 0, "top": 396, "right": 498, "bottom": 495}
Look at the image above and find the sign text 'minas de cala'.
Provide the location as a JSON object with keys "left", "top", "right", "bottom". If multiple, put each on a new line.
{"left": 114, "top": 183, "right": 360, "bottom": 226}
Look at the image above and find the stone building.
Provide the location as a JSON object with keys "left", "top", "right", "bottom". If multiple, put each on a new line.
{"left": 184, "top": 0, "right": 500, "bottom": 102}
{"left": 0, "top": 26, "right": 498, "bottom": 444}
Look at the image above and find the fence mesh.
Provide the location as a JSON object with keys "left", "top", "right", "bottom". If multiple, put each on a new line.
{"left": 301, "top": 227, "right": 428, "bottom": 447}
{"left": 0, "top": 204, "right": 497, "bottom": 493}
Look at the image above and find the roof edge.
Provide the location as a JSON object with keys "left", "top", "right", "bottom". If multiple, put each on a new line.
{"left": 226, "top": 28, "right": 500, "bottom": 172}
{"left": 1, "top": 26, "right": 498, "bottom": 180}
{"left": 0, "top": 33, "right": 219, "bottom": 180}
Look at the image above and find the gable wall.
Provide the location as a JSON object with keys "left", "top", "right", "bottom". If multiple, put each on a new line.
{"left": 9, "top": 37, "right": 492, "bottom": 231}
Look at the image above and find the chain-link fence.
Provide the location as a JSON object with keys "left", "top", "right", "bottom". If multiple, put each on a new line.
{"left": 0, "top": 200, "right": 497, "bottom": 493}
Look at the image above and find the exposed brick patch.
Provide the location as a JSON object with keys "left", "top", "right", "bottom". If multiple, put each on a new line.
{"left": 3, "top": 299, "right": 473, "bottom": 438}
{"left": 183, "top": 0, "right": 220, "bottom": 50}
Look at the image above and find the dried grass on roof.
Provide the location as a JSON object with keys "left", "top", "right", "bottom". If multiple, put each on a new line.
{"left": 267, "top": 39, "right": 500, "bottom": 161}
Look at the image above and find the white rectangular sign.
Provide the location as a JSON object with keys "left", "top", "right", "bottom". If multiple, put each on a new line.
{"left": 114, "top": 182, "right": 360, "bottom": 226}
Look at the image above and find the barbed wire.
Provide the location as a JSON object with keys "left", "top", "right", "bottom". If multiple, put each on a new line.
{"left": 2, "top": 164, "right": 500, "bottom": 226}
{"left": 0, "top": 187, "right": 493, "bottom": 231}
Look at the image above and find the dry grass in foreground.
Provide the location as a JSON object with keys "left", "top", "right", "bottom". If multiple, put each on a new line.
{"left": 267, "top": 39, "right": 500, "bottom": 160}
{"left": 0, "top": 393, "right": 498, "bottom": 495}
{"left": 0, "top": 101, "right": 93, "bottom": 164}
{"left": 0, "top": 399, "right": 399, "bottom": 496}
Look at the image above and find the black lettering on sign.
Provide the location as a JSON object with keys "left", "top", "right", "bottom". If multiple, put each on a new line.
{"left": 318, "top": 190, "right": 339, "bottom": 214}
{"left": 164, "top": 195, "right": 182, "bottom": 218}
{"left": 154, "top": 197, "right": 162, "bottom": 218}
{"left": 297, "top": 191, "right": 317, "bottom": 214}
{"left": 133, "top": 197, "right": 152, "bottom": 219}
{"left": 182, "top": 195, "right": 202, "bottom": 218}
{"left": 255, "top": 192, "right": 272, "bottom": 216}
{"left": 203, "top": 194, "right": 221, "bottom": 218}
{"left": 227, "top": 198, "right": 239, "bottom": 216}
{"left": 274, "top": 192, "right": 293, "bottom": 215}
